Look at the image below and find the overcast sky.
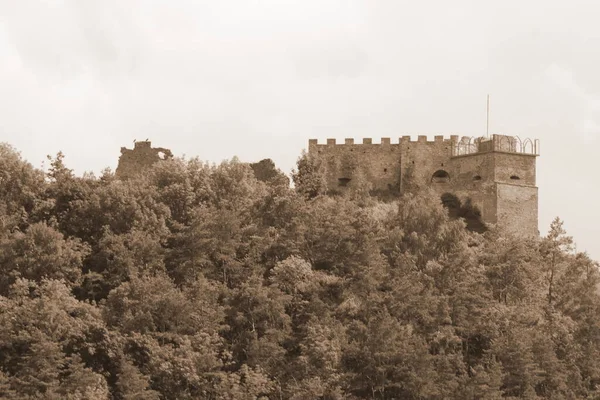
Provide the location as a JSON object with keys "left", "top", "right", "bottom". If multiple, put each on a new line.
{"left": 1, "top": 0, "right": 599, "bottom": 259}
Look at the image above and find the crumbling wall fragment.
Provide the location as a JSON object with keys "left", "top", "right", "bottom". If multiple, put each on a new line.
{"left": 115, "top": 141, "right": 173, "bottom": 180}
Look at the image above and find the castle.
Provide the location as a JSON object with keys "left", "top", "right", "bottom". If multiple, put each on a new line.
{"left": 115, "top": 134, "right": 540, "bottom": 237}
{"left": 308, "top": 134, "right": 540, "bottom": 236}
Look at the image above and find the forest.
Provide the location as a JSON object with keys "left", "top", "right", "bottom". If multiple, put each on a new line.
{"left": 0, "top": 142, "right": 599, "bottom": 400}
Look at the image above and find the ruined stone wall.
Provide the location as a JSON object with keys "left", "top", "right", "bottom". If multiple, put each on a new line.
{"left": 115, "top": 141, "right": 173, "bottom": 180}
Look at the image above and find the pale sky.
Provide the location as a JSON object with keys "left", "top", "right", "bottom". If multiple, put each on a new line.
{"left": 0, "top": 0, "right": 599, "bottom": 260}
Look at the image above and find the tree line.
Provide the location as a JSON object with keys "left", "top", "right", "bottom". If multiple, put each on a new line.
{"left": 0, "top": 143, "right": 598, "bottom": 399}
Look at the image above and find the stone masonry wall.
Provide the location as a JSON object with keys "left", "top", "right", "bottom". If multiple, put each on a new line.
{"left": 399, "top": 135, "right": 453, "bottom": 190}
{"left": 308, "top": 138, "right": 403, "bottom": 193}
{"left": 446, "top": 153, "right": 498, "bottom": 224}
{"left": 492, "top": 153, "right": 536, "bottom": 186}
{"left": 496, "top": 184, "right": 539, "bottom": 236}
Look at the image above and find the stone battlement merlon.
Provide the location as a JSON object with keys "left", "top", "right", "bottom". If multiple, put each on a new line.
{"left": 134, "top": 140, "right": 152, "bottom": 149}
{"left": 309, "top": 135, "right": 472, "bottom": 146}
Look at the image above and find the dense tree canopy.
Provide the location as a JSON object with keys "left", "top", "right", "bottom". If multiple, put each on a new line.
{"left": 0, "top": 143, "right": 598, "bottom": 399}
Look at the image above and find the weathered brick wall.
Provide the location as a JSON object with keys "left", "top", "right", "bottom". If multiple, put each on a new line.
{"left": 308, "top": 136, "right": 459, "bottom": 194}
{"left": 450, "top": 187, "right": 498, "bottom": 226}
{"left": 399, "top": 135, "right": 453, "bottom": 190}
{"left": 496, "top": 184, "right": 539, "bottom": 236}
{"left": 449, "top": 153, "right": 495, "bottom": 186}
{"left": 448, "top": 153, "right": 497, "bottom": 223}
{"left": 492, "top": 153, "right": 536, "bottom": 186}
{"left": 309, "top": 138, "right": 403, "bottom": 193}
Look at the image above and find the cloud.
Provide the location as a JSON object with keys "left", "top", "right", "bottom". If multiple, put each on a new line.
{"left": 545, "top": 64, "right": 581, "bottom": 95}
{"left": 545, "top": 63, "right": 600, "bottom": 142}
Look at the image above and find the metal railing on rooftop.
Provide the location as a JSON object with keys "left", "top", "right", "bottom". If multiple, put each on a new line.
{"left": 451, "top": 135, "right": 540, "bottom": 157}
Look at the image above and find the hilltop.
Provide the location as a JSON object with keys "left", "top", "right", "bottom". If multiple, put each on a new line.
{"left": 0, "top": 142, "right": 598, "bottom": 399}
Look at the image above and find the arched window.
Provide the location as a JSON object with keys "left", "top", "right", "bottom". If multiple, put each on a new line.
{"left": 431, "top": 170, "right": 450, "bottom": 183}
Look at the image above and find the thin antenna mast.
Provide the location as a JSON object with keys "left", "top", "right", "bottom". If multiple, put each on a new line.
{"left": 486, "top": 94, "right": 490, "bottom": 138}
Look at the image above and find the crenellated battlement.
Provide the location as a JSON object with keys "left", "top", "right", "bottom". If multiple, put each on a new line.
{"left": 308, "top": 135, "right": 472, "bottom": 147}
{"left": 309, "top": 134, "right": 540, "bottom": 157}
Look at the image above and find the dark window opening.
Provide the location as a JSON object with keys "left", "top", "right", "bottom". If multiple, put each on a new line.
{"left": 510, "top": 175, "right": 521, "bottom": 180}
{"left": 473, "top": 175, "right": 482, "bottom": 181}
{"left": 338, "top": 178, "right": 351, "bottom": 187}
{"left": 383, "top": 168, "right": 388, "bottom": 173}
{"left": 432, "top": 169, "right": 450, "bottom": 183}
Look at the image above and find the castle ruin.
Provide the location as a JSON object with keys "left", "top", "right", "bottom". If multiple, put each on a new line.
{"left": 115, "top": 140, "right": 288, "bottom": 185}
{"left": 308, "top": 134, "right": 540, "bottom": 237}
{"left": 115, "top": 140, "right": 173, "bottom": 180}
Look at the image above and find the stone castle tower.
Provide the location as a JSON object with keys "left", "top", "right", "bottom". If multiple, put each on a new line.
{"left": 308, "top": 134, "right": 540, "bottom": 236}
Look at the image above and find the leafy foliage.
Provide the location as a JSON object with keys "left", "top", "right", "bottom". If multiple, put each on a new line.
{"left": 0, "top": 143, "right": 598, "bottom": 399}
